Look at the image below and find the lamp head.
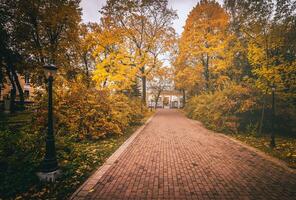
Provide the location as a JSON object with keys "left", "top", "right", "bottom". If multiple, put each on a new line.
{"left": 271, "top": 83, "right": 276, "bottom": 92}
{"left": 43, "top": 64, "right": 58, "bottom": 79}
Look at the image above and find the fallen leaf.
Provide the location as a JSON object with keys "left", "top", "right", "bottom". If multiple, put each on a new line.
{"left": 286, "top": 153, "right": 292, "bottom": 157}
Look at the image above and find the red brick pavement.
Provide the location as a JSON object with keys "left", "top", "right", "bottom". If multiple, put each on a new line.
{"left": 75, "top": 109, "right": 296, "bottom": 200}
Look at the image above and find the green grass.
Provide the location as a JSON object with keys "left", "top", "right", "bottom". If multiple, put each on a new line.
{"left": 230, "top": 133, "right": 296, "bottom": 168}
{"left": 0, "top": 112, "right": 32, "bottom": 129}
{"left": 0, "top": 112, "right": 153, "bottom": 200}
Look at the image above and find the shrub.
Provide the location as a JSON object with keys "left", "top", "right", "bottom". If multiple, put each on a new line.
{"left": 127, "top": 97, "right": 147, "bottom": 125}
{"left": 32, "top": 77, "right": 146, "bottom": 141}
{"left": 185, "top": 83, "right": 257, "bottom": 133}
{"left": 0, "top": 126, "right": 44, "bottom": 197}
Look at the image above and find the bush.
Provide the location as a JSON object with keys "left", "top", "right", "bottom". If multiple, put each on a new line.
{"left": 0, "top": 126, "right": 44, "bottom": 197}
{"left": 274, "top": 96, "right": 296, "bottom": 136}
{"left": 32, "top": 78, "right": 146, "bottom": 141}
{"left": 127, "top": 98, "right": 147, "bottom": 125}
{"left": 185, "top": 83, "right": 257, "bottom": 133}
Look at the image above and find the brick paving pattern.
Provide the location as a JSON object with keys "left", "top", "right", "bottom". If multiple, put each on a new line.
{"left": 83, "top": 109, "right": 295, "bottom": 199}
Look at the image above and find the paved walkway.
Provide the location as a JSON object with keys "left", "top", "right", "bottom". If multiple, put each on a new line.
{"left": 73, "top": 109, "right": 296, "bottom": 200}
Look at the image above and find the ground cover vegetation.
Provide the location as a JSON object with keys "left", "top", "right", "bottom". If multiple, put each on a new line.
{"left": 0, "top": 0, "right": 174, "bottom": 199}
{"left": 174, "top": 0, "right": 296, "bottom": 165}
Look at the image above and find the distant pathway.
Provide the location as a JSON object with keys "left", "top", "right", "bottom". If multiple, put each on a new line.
{"left": 73, "top": 109, "right": 296, "bottom": 200}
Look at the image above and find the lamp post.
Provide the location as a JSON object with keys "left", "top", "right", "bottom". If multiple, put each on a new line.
{"left": 37, "top": 64, "right": 60, "bottom": 182}
{"left": 270, "top": 84, "right": 276, "bottom": 148}
{"left": 0, "top": 82, "right": 2, "bottom": 100}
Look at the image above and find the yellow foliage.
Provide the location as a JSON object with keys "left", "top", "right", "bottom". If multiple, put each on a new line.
{"left": 185, "top": 82, "right": 257, "bottom": 133}
{"left": 175, "top": 0, "right": 232, "bottom": 92}
{"left": 49, "top": 76, "right": 146, "bottom": 140}
{"left": 91, "top": 24, "right": 137, "bottom": 91}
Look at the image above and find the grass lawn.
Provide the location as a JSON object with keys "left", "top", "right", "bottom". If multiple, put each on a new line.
{"left": 230, "top": 133, "right": 296, "bottom": 169}
{"left": 0, "top": 112, "right": 31, "bottom": 124}
{"left": 0, "top": 112, "right": 154, "bottom": 200}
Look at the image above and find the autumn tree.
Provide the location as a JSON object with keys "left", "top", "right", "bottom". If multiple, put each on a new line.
{"left": 174, "top": 51, "right": 204, "bottom": 96}
{"left": 148, "top": 65, "right": 172, "bottom": 109}
{"left": 0, "top": 0, "right": 27, "bottom": 111}
{"left": 0, "top": 0, "right": 82, "bottom": 112}
{"left": 13, "top": 0, "right": 81, "bottom": 85}
{"left": 71, "top": 23, "right": 100, "bottom": 87}
{"left": 181, "top": 0, "right": 296, "bottom": 142}
{"left": 175, "top": 0, "right": 231, "bottom": 95}
{"left": 225, "top": 0, "right": 296, "bottom": 136}
{"left": 101, "top": 0, "right": 177, "bottom": 103}
{"left": 92, "top": 20, "right": 138, "bottom": 91}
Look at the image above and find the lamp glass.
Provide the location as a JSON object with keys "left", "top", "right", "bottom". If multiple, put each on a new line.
{"left": 43, "top": 64, "right": 58, "bottom": 79}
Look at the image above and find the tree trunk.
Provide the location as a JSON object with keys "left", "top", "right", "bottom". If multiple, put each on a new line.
{"left": 11, "top": 67, "right": 25, "bottom": 110}
{"left": 257, "top": 94, "right": 266, "bottom": 135}
{"left": 182, "top": 89, "right": 186, "bottom": 108}
{"left": 154, "top": 97, "right": 158, "bottom": 109}
{"left": 0, "top": 67, "right": 2, "bottom": 100}
{"left": 83, "top": 55, "right": 90, "bottom": 88}
{"left": 142, "top": 75, "right": 147, "bottom": 105}
{"left": 10, "top": 87, "right": 16, "bottom": 113}
{"left": 6, "top": 67, "right": 16, "bottom": 113}
{"left": 204, "top": 54, "right": 210, "bottom": 90}
{"left": 154, "top": 90, "right": 161, "bottom": 109}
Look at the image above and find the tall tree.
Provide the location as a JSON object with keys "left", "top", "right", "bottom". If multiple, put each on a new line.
{"left": 1, "top": 0, "right": 81, "bottom": 111}
{"left": 0, "top": 0, "right": 26, "bottom": 111}
{"left": 175, "top": 0, "right": 231, "bottom": 95}
{"left": 148, "top": 65, "right": 172, "bottom": 109}
{"left": 224, "top": 0, "right": 296, "bottom": 136}
{"left": 92, "top": 21, "right": 138, "bottom": 91}
{"left": 101, "top": 0, "right": 177, "bottom": 104}
{"left": 13, "top": 0, "right": 81, "bottom": 85}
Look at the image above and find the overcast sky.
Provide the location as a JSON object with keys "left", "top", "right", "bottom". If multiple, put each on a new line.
{"left": 80, "top": 0, "right": 224, "bottom": 35}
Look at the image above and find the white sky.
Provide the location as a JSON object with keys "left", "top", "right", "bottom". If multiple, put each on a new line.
{"left": 80, "top": 0, "right": 224, "bottom": 35}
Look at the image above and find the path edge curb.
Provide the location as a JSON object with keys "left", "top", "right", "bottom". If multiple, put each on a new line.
{"left": 69, "top": 113, "right": 155, "bottom": 200}
{"left": 187, "top": 118, "right": 296, "bottom": 174}
{"left": 218, "top": 133, "right": 296, "bottom": 174}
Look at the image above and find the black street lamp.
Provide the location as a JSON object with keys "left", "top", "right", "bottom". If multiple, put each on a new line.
{"left": 37, "top": 64, "right": 60, "bottom": 182}
{"left": 270, "top": 84, "right": 276, "bottom": 148}
{"left": 0, "top": 82, "right": 2, "bottom": 100}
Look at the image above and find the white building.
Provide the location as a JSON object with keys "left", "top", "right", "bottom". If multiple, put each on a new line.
{"left": 147, "top": 90, "right": 184, "bottom": 109}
